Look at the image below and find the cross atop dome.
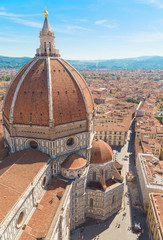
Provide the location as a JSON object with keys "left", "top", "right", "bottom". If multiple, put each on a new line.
{"left": 44, "top": 7, "right": 48, "bottom": 18}
{"left": 36, "top": 9, "right": 60, "bottom": 57}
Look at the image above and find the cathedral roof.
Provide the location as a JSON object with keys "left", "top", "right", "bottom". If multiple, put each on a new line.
{"left": 3, "top": 12, "right": 94, "bottom": 128}
{"left": 20, "top": 178, "right": 68, "bottom": 240}
{"left": 61, "top": 153, "right": 87, "bottom": 170}
{"left": 3, "top": 11, "right": 93, "bottom": 127}
{"left": 0, "top": 149, "right": 49, "bottom": 224}
{"left": 3, "top": 57, "right": 93, "bottom": 126}
{"left": 90, "top": 139, "right": 113, "bottom": 164}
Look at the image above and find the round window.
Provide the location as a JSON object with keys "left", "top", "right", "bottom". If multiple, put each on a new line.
{"left": 17, "top": 211, "right": 25, "bottom": 228}
{"left": 42, "top": 176, "right": 47, "bottom": 188}
{"left": 29, "top": 141, "right": 38, "bottom": 149}
{"left": 67, "top": 138, "right": 74, "bottom": 147}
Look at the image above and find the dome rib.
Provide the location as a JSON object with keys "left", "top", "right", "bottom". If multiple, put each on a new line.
{"left": 50, "top": 58, "right": 87, "bottom": 125}
{"left": 46, "top": 57, "right": 53, "bottom": 125}
{"left": 3, "top": 58, "right": 35, "bottom": 120}
{"left": 13, "top": 58, "right": 49, "bottom": 126}
{"left": 9, "top": 58, "right": 39, "bottom": 122}
{"left": 58, "top": 58, "right": 89, "bottom": 115}
{"left": 61, "top": 59, "right": 94, "bottom": 114}
{"left": 3, "top": 57, "right": 93, "bottom": 128}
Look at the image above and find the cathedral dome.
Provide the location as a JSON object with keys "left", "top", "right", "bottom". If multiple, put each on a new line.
{"left": 2, "top": 13, "right": 94, "bottom": 140}
{"left": 90, "top": 139, "right": 113, "bottom": 164}
{"left": 3, "top": 57, "right": 93, "bottom": 126}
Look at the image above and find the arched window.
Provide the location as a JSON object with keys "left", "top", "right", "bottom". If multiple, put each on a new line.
{"left": 29, "top": 141, "right": 38, "bottom": 149}
{"left": 42, "top": 176, "right": 47, "bottom": 188}
{"left": 67, "top": 138, "right": 74, "bottom": 146}
{"left": 93, "top": 171, "right": 96, "bottom": 181}
{"left": 90, "top": 198, "right": 93, "bottom": 208}
{"left": 49, "top": 42, "right": 51, "bottom": 53}
{"left": 44, "top": 42, "right": 46, "bottom": 53}
{"left": 17, "top": 211, "right": 25, "bottom": 228}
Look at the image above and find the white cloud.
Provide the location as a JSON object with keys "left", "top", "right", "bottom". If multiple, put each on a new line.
{"left": 78, "top": 19, "right": 88, "bottom": 22}
{"left": 9, "top": 17, "right": 42, "bottom": 28}
{"left": 0, "top": 7, "right": 5, "bottom": 10}
{"left": 105, "top": 24, "right": 117, "bottom": 29}
{"left": 67, "top": 25, "right": 90, "bottom": 31}
{"left": 0, "top": 11, "right": 41, "bottom": 17}
{"left": 95, "top": 19, "right": 108, "bottom": 25}
{"left": 0, "top": 11, "right": 42, "bottom": 28}
{"left": 139, "top": 0, "right": 163, "bottom": 8}
{"left": 95, "top": 19, "right": 117, "bottom": 29}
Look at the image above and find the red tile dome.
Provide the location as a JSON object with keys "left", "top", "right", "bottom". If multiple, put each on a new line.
{"left": 3, "top": 57, "right": 93, "bottom": 126}
{"left": 61, "top": 154, "right": 87, "bottom": 170}
{"left": 90, "top": 139, "right": 113, "bottom": 164}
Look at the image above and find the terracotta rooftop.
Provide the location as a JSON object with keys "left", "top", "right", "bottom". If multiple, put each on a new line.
{"left": 105, "top": 179, "right": 116, "bottom": 187}
{"left": 95, "top": 121, "right": 130, "bottom": 132}
{"left": 13, "top": 58, "right": 49, "bottom": 126}
{"left": 0, "top": 149, "right": 49, "bottom": 224}
{"left": 91, "top": 139, "right": 113, "bottom": 164}
{"left": 20, "top": 178, "right": 68, "bottom": 240}
{"left": 139, "top": 154, "right": 163, "bottom": 186}
{"left": 0, "top": 150, "right": 25, "bottom": 176}
{"left": 3, "top": 57, "right": 94, "bottom": 126}
{"left": 19, "top": 232, "right": 36, "bottom": 240}
{"left": 61, "top": 153, "right": 87, "bottom": 170}
{"left": 50, "top": 58, "right": 87, "bottom": 124}
{"left": 3, "top": 59, "right": 34, "bottom": 120}
{"left": 61, "top": 59, "right": 94, "bottom": 114}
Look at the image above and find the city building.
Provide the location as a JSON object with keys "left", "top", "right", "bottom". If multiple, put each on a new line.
{"left": 0, "top": 10, "right": 124, "bottom": 240}
{"left": 136, "top": 153, "right": 163, "bottom": 211}
{"left": 95, "top": 122, "right": 128, "bottom": 147}
{"left": 135, "top": 138, "right": 161, "bottom": 159}
{"left": 147, "top": 193, "right": 163, "bottom": 240}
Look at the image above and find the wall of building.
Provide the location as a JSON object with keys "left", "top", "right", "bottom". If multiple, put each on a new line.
{"left": 88, "top": 161, "right": 113, "bottom": 186}
{"left": 3, "top": 125, "right": 91, "bottom": 159}
{"left": 0, "top": 164, "right": 51, "bottom": 240}
{"left": 86, "top": 182, "right": 123, "bottom": 221}
{"left": 70, "top": 169, "right": 88, "bottom": 229}
{"left": 95, "top": 130, "right": 127, "bottom": 146}
{"left": 136, "top": 156, "right": 163, "bottom": 211}
{"left": 147, "top": 196, "right": 163, "bottom": 240}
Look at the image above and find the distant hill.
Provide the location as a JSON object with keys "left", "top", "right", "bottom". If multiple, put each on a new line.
{"left": 0, "top": 56, "right": 31, "bottom": 69}
{"left": 1, "top": 55, "right": 163, "bottom": 70}
{"left": 68, "top": 56, "right": 163, "bottom": 70}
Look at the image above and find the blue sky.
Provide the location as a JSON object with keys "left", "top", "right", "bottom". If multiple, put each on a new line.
{"left": 1, "top": 0, "right": 163, "bottom": 59}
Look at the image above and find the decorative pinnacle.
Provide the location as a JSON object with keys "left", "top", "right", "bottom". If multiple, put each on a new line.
{"left": 44, "top": 7, "right": 48, "bottom": 18}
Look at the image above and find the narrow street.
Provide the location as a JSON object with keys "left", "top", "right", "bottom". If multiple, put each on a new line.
{"left": 71, "top": 118, "right": 148, "bottom": 240}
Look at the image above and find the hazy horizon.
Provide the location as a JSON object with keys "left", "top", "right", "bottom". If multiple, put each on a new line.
{"left": 1, "top": 0, "right": 163, "bottom": 60}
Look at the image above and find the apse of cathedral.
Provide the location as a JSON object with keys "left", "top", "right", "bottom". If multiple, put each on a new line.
{"left": 0, "top": 10, "right": 124, "bottom": 240}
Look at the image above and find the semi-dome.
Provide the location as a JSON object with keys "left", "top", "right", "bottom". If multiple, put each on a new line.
{"left": 90, "top": 139, "right": 113, "bottom": 164}
{"left": 61, "top": 154, "right": 87, "bottom": 170}
{"left": 2, "top": 12, "right": 94, "bottom": 140}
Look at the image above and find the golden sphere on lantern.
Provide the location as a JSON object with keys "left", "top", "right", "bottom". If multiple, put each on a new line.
{"left": 44, "top": 8, "right": 48, "bottom": 18}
